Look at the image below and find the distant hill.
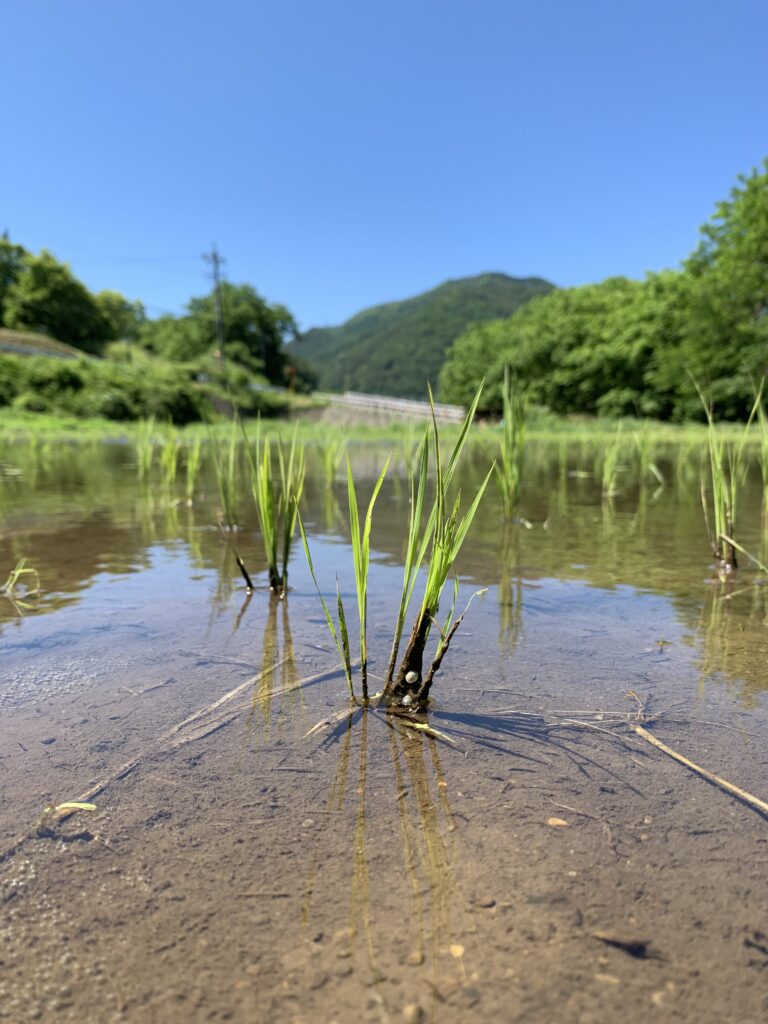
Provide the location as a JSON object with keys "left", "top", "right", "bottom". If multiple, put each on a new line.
{"left": 295, "top": 273, "right": 555, "bottom": 399}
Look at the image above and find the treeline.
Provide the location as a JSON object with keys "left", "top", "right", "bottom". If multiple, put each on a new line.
{"left": 0, "top": 238, "right": 316, "bottom": 422}
{"left": 439, "top": 160, "right": 768, "bottom": 420}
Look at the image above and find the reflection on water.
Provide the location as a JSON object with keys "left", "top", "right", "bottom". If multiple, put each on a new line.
{"left": 302, "top": 706, "right": 472, "bottom": 1012}
{"left": 697, "top": 582, "right": 768, "bottom": 705}
{"left": 247, "top": 597, "right": 303, "bottom": 738}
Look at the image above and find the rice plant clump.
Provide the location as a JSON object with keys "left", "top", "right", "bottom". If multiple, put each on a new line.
{"left": 299, "top": 386, "right": 491, "bottom": 708}
{"left": 383, "top": 387, "right": 491, "bottom": 706}
{"left": 244, "top": 421, "right": 306, "bottom": 598}
{"left": 696, "top": 380, "right": 762, "bottom": 573}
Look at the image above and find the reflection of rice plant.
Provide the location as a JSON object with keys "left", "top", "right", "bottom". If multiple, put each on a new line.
{"left": 696, "top": 381, "right": 761, "bottom": 571}
{"left": 244, "top": 422, "right": 306, "bottom": 597}
{"left": 495, "top": 367, "right": 527, "bottom": 517}
{"left": 300, "top": 386, "right": 491, "bottom": 707}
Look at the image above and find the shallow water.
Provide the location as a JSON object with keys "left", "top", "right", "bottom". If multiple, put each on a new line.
{"left": 1, "top": 437, "right": 767, "bottom": 1023}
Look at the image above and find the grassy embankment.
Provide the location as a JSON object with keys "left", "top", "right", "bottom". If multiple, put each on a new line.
{"left": 0, "top": 402, "right": 758, "bottom": 447}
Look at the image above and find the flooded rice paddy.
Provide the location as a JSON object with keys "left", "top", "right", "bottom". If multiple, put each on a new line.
{"left": 1, "top": 433, "right": 767, "bottom": 1023}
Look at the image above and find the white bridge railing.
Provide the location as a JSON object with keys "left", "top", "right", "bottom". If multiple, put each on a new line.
{"left": 319, "top": 391, "right": 465, "bottom": 423}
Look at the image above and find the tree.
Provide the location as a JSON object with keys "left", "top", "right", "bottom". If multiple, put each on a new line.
{"left": 139, "top": 314, "right": 209, "bottom": 362}
{"left": 439, "top": 275, "right": 687, "bottom": 417}
{"left": 4, "top": 250, "right": 110, "bottom": 354}
{"left": 187, "top": 282, "right": 298, "bottom": 380}
{"left": 0, "top": 233, "right": 29, "bottom": 325}
{"left": 669, "top": 160, "right": 768, "bottom": 417}
{"left": 95, "top": 290, "right": 146, "bottom": 342}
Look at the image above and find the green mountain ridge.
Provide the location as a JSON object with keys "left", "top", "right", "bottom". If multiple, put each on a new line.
{"left": 295, "top": 273, "right": 555, "bottom": 399}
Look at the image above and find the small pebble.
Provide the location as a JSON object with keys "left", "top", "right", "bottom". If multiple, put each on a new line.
{"left": 402, "top": 1004, "right": 425, "bottom": 1024}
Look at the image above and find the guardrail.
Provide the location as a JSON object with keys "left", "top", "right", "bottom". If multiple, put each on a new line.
{"left": 318, "top": 391, "right": 465, "bottom": 423}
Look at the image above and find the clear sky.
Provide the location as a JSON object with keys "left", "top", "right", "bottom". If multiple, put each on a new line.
{"left": 4, "top": 1, "right": 767, "bottom": 330}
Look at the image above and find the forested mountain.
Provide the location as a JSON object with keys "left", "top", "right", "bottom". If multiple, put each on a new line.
{"left": 295, "top": 273, "right": 554, "bottom": 399}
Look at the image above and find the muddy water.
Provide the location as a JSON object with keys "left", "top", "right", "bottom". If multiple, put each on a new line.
{"left": 1, "top": 438, "right": 767, "bottom": 1024}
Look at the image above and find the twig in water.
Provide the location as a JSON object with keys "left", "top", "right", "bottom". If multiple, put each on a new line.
{"left": 628, "top": 723, "right": 768, "bottom": 816}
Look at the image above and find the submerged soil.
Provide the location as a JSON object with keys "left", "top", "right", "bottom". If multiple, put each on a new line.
{"left": 1, "top": 444, "right": 768, "bottom": 1023}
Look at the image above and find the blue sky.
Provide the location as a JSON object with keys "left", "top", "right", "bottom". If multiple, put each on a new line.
{"left": 4, "top": 1, "right": 767, "bottom": 330}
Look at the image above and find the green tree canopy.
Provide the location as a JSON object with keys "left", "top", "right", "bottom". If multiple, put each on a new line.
{"left": 0, "top": 233, "right": 29, "bottom": 324}
{"left": 141, "top": 282, "right": 302, "bottom": 386}
{"left": 662, "top": 160, "right": 768, "bottom": 417}
{"left": 439, "top": 275, "right": 686, "bottom": 417}
{"left": 95, "top": 290, "right": 146, "bottom": 342}
{"left": 4, "top": 250, "right": 110, "bottom": 354}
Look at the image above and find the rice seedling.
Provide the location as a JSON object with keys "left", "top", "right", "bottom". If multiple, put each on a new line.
{"left": 160, "top": 431, "right": 181, "bottom": 490}
{"left": 1, "top": 558, "right": 40, "bottom": 598}
{"left": 243, "top": 421, "right": 306, "bottom": 597}
{"left": 757, "top": 401, "right": 768, "bottom": 515}
{"left": 400, "top": 419, "right": 421, "bottom": 478}
{"left": 135, "top": 417, "right": 156, "bottom": 480}
{"left": 495, "top": 366, "right": 528, "bottom": 517}
{"left": 1, "top": 558, "right": 41, "bottom": 615}
{"left": 184, "top": 436, "right": 203, "bottom": 504}
{"left": 210, "top": 420, "right": 253, "bottom": 591}
{"left": 211, "top": 419, "right": 241, "bottom": 531}
{"left": 696, "top": 380, "right": 762, "bottom": 572}
{"left": 633, "top": 423, "right": 665, "bottom": 486}
{"left": 299, "top": 457, "right": 390, "bottom": 699}
{"left": 385, "top": 386, "right": 491, "bottom": 707}
{"left": 299, "top": 385, "right": 490, "bottom": 707}
{"left": 601, "top": 425, "right": 623, "bottom": 497}
{"left": 317, "top": 432, "right": 347, "bottom": 485}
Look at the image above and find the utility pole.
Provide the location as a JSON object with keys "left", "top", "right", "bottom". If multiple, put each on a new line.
{"left": 203, "top": 243, "right": 227, "bottom": 371}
